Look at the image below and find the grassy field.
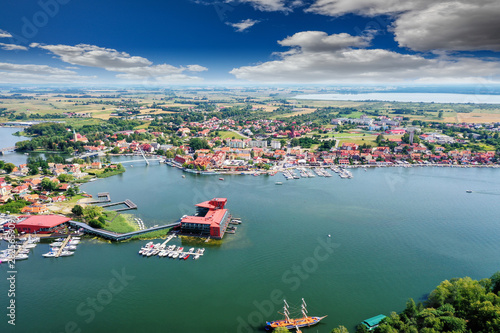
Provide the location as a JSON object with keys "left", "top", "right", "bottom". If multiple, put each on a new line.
{"left": 217, "top": 130, "right": 246, "bottom": 140}
{"left": 102, "top": 212, "right": 138, "bottom": 233}
{"left": 128, "top": 228, "right": 171, "bottom": 240}
{"left": 336, "top": 137, "right": 378, "bottom": 146}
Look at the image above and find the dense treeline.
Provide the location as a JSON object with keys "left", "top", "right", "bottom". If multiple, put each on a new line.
{"left": 331, "top": 271, "right": 500, "bottom": 333}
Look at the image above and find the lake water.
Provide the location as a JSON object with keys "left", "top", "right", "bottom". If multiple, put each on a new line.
{"left": 0, "top": 127, "right": 30, "bottom": 166}
{"left": 1, "top": 150, "right": 500, "bottom": 332}
{"left": 295, "top": 92, "right": 500, "bottom": 104}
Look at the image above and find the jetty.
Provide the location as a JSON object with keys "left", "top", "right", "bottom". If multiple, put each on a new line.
{"left": 54, "top": 236, "right": 71, "bottom": 258}
{"left": 161, "top": 234, "right": 176, "bottom": 247}
{"left": 100, "top": 199, "right": 137, "bottom": 211}
{"left": 68, "top": 221, "right": 179, "bottom": 241}
{"left": 88, "top": 192, "right": 111, "bottom": 204}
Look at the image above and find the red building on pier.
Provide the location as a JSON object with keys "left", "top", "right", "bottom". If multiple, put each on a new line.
{"left": 180, "top": 198, "right": 230, "bottom": 239}
{"left": 14, "top": 215, "right": 71, "bottom": 234}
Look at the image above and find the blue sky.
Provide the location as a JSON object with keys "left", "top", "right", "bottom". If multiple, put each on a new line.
{"left": 0, "top": 0, "right": 499, "bottom": 86}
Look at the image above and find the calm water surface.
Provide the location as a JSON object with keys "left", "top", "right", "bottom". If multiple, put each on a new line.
{"left": 1, "top": 131, "right": 500, "bottom": 333}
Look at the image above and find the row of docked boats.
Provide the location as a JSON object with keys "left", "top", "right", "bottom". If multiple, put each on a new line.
{"left": 283, "top": 167, "right": 334, "bottom": 180}
{"left": 138, "top": 242, "right": 205, "bottom": 260}
{"left": 282, "top": 170, "right": 298, "bottom": 180}
{"left": 42, "top": 237, "right": 81, "bottom": 258}
{"left": 331, "top": 166, "right": 353, "bottom": 179}
{"left": 313, "top": 167, "right": 332, "bottom": 177}
{"left": 0, "top": 236, "right": 40, "bottom": 263}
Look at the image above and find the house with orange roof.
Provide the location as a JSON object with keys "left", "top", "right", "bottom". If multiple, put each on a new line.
{"left": 21, "top": 204, "right": 48, "bottom": 214}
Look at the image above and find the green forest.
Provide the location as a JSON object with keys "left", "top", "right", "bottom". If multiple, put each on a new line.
{"left": 327, "top": 271, "right": 500, "bottom": 333}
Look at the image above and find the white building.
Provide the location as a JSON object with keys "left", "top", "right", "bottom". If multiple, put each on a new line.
{"left": 271, "top": 140, "right": 281, "bottom": 149}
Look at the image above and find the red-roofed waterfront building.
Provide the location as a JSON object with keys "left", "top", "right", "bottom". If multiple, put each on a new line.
{"left": 14, "top": 215, "right": 71, "bottom": 234}
{"left": 180, "top": 198, "right": 230, "bottom": 239}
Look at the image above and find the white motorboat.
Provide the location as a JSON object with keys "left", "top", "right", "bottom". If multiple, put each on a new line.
{"left": 51, "top": 242, "right": 63, "bottom": 247}
{"left": 59, "top": 251, "right": 74, "bottom": 257}
{"left": 15, "top": 254, "right": 29, "bottom": 260}
{"left": 42, "top": 252, "right": 57, "bottom": 258}
{"left": 193, "top": 254, "right": 200, "bottom": 260}
{"left": 188, "top": 247, "right": 195, "bottom": 253}
{"left": 172, "top": 252, "right": 179, "bottom": 259}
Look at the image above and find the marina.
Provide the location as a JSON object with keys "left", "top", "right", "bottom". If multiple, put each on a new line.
{"left": 138, "top": 237, "right": 206, "bottom": 260}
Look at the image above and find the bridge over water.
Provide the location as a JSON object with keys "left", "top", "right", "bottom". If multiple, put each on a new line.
{"left": 68, "top": 221, "right": 180, "bottom": 241}
{"left": 0, "top": 146, "right": 16, "bottom": 155}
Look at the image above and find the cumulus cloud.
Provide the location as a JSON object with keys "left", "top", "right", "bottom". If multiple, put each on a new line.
{"left": 394, "top": 1, "right": 500, "bottom": 51}
{"left": 30, "top": 43, "right": 207, "bottom": 82}
{"left": 0, "top": 43, "right": 28, "bottom": 51}
{"left": 307, "top": 0, "right": 500, "bottom": 52}
{"left": 30, "top": 43, "right": 152, "bottom": 69}
{"left": 227, "top": 19, "right": 260, "bottom": 32}
{"left": 0, "top": 29, "right": 12, "bottom": 38}
{"left": 278, "top": 31, "right": 371, "bottom": 52}
{"left": 0, "top": 62, "right": 94, "bottom": 84}
{"left": 230, "top": 31, "right": 500, "bottom": 83}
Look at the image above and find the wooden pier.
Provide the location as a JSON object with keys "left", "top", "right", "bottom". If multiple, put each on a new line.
{"left": 88, "top": 192, "right": 111, "bottom": 204}
{"left": 55, "top": 236, "right": 71, "bottom": 258}
{"left": 100, "top": 199, "right": 137, "bottom": 211}
{"left": 161, "top": 234, "right": 176, "bottom": 247}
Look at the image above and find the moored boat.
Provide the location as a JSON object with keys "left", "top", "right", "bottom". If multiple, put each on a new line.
{"left": 265, "top": 299, "right": 326, "bottom": 331}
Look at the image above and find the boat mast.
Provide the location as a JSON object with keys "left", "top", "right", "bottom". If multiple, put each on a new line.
{"left": 283, "top": 299, "right": 291, "bottom": 323}
{"left": 301, "top": 298, "right": 308, "bottom": 318}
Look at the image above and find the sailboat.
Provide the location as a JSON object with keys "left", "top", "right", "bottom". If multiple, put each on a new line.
{"left": 265, "top": 298, "right": 326, "bottom": 331}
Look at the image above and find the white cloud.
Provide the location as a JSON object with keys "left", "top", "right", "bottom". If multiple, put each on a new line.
{"left": 307, "top": 0, "right": 500, "bottom": 52}
{"left": 235, "top": 0, "right": 301, "bottom": 12}
{"left": 227, "top": 19, "right": 260, "bottom": 32}
{"left": 306, "top": 0, "right": 431, "bottom": 17}
{"left": 278, "top": 31, "right": 370, "bottom": 52}
{"left": 0, "top": 62, "right": 94, "bottom": 84}
{"left": 30, "top": 43, "right": 207, "bottom": 82}
{"left": 186, "top": 64, "right": 208, "bottom": 72}
{"left": 30, "top": 43, "right": 152, "bottom": 69}
{"left": 230, "top": 31, "right": 500, "bottom": 84}
{"left": 0, "top": 62, "right": 78, "bottom": 75}
{"left": 0, "top": 43, "right": 28, "bottom": 51}
{"left": 0, "top": 29, "right": 12, "bottom": 38}
{"left": 116, "top": 73, "right": 204, "bottom": 84}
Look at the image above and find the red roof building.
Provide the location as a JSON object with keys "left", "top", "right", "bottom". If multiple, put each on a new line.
{"left": 15, "top": 215, "right": 71, "bottom": 234}
{"left": 180, "top": 198, "right": 229, "bottom": 239}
